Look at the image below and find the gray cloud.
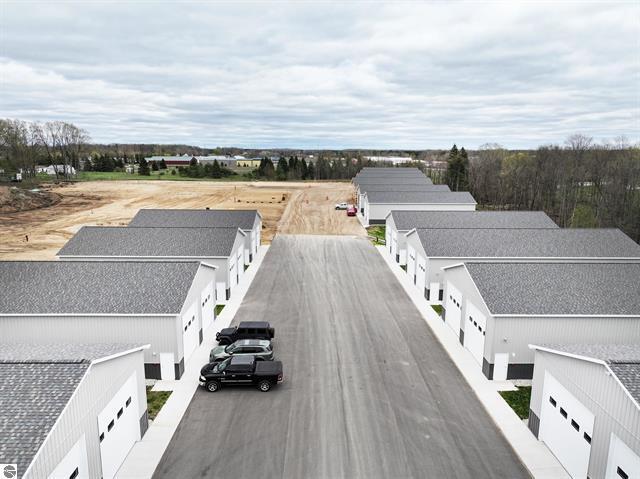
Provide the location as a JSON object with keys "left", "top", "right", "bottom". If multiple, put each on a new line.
{"left": 0, "top": 1, "right": 638, "bottom": 148}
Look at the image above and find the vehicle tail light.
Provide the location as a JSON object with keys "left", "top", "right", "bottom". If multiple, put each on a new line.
{"left": 278, "top": 374, "right": 283, "bottom": 382}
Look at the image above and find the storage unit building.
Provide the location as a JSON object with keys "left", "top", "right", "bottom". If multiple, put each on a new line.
{"left": 58, "top": 225, "right": 244, "bottom": 303}
{"left": 386, "top": 210, "right": 558, "bottom": 265}
{"left": 128, "top": 208, "right": 262, "bottom": 263}
{"left": 405, "top": 228, "right": 640, "bottom": 304}
{"left": 440, "top": 262, "right": 640, "bottom": 380}
{"left": 0, "top": 343, "right": 148, "bottom": 479}
{"left": 0, "top": 261, "right": 217, "bottom": 379}
{"left": 362, "top": 190, "right": 476, "bottom": 225}
{"left": 356, "top": 184, "right": 449, "bottom": 214}
{"left": 528, "top": 344, "right": 640, "bottom": 479}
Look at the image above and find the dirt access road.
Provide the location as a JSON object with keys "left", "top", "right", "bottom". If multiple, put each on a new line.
{"left": 0, "top": 180, "right": 364, "bottom": 260}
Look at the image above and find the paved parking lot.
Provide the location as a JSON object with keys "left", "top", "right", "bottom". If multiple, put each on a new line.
{"left": 153, "top": 235, "right": 528, "bottom": 479}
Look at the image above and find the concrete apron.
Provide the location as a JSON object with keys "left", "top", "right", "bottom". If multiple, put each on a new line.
{"left": 375, "top": 245, "right": 570, "bottom": 479}
{"left": 116, "top": 245, "right": 270, "bottom": 479}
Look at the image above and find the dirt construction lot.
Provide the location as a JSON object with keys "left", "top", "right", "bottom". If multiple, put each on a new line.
{"left": 0, "top": 181, "right": 364, "bottom": 259}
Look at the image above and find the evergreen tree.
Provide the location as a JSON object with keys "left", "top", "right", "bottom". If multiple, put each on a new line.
{"left": 138, "top": 158, "right": 151, "bottom": 176}
{"left": 258, "top": 158, "right": 275, "bottom": 178}
{"left": 276, "top": 157, "right": 289, "bottom": 180}
{"left": 446, "top": 144, "right": 464, "bottom": 191}
{"left": 151, "top": 160, "right": 159, "bottom": 171}
{"left": 159, "top": 158, "right": 167, "bottom": 169}
{"left": 83, "top": 157, "right": 93, "bottom": 171}
{"left": 306, "top": 161, "right": 315, "bottom": 180}
{"left": 300, "top": 158, "right": 308, "bottom": 179}
{"left": 211, "top": 160, "right": 222, "bottom": 178}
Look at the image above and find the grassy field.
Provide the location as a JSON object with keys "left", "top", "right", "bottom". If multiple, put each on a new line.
{"left": 146, "top": 387, "right": 172, "bottom": 420}
{"left": 499, "top": 386, "right": 531, "bottom": 419}
{"left": 431, "top": 304, "right": 443, "bottom": 316}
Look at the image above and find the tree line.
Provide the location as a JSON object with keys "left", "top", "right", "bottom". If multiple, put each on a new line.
{"left": 0, "top": 119, "right": 90, "bottom": 180}
{"left": 442, "top": 136, "right": 639, "bottom": 242}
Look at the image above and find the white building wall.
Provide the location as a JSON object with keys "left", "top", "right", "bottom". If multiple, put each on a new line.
{"left": 491, "top": 316, "right": 640, "bottom": 374}
{"left": 529, "top": 351, "right": 640, "bottom": 479}
{"left": 25, "top": 351, "right": 147, "bottom": 479}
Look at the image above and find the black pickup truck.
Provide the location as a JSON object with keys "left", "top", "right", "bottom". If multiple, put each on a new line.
{"left": 216, "top": 321, "right": 275, "bottom": 345}
{"left": 199, "top": 355, "right": 283, "bottom": 392}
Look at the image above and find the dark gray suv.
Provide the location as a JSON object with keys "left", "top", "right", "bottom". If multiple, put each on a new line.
{"left": 209, "top": 339, "right": 274, "bottom": 363}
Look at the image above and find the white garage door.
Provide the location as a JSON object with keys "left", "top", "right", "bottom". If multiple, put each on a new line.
{"left": 444, "top": 281, "right": 463, "bottom": 334}
{"left": 201, "top": 280, "right": 215, "bottom": 330}
{"left": 229, "top": 255, "right": 238, "bottom": 289}
{"left": 251, "top": 235, "right": 257, "bottom": 260}
{"left": 182, "top": 302, "right": 198, "bottom": 362}
{"left": 464, "top": 301, "right": 486, "bottom": 366}
{"left": 236, "top": 247, "right": 244, "bottom": 281}
{"left": 416, "top": 254, "right": 427, "bottom": 294}
{"left": 407, "top": 245, "right": 416, "bottom": 284}
{"left": 539, "top": 371, "right": 594, "bottom": 479}
{"left": 98, "top": 372, "right": 140, "bottom": 479}
{"left": 391, "top": 230, "right": 398, "bottom": 260}
{"left": 49, "top": 435, "right": 89, "bottom": 479}
{"left": 606, "top": 433, "right": 640, "bottom": 479}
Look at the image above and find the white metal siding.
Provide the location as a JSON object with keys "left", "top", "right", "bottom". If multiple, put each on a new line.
{"left": 25, "top": 351, "right": 146, "bottom": 479}
{"left": 0, "top": 316, "right": 179, "bottom": 367}
{"left": 530, "top": 351, "right": 640, "bottom": 479}
{"left": 491, "top": 317, "right": 640, "bottom": 368}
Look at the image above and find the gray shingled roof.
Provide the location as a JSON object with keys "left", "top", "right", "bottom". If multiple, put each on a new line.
{"left": 465, "top": 262, "right": 640, "bottom": 316}
{"left": 538, "top": 344, "right": 640, "bottom": 405}
{"left": 366, "top": 190, "right": 477, "bottom": 204}
{"left": 0, "top": 343, "right": 144, "bottom": 477}
{"left": 0, "top": 261, "right": 204, "bottom": 315}
{"left": 129, "top": 209, "right": 259, "bottom": 230}
{"left": 390, "top": 211, "right": 558, "bottom": 230}
{"left": 58, "top": 226, "right": 240, "bottom": 257}
{"left": 359, "top": 184, "right": 450, "bottom": 193}
{"left": 357, "top": 167, "right": 425, "bottom": 175}
{"left": 609, "top": 363, "right": 640, "bottom": 405}
{"left": 415, "top": 228, "right": 640, "bottom": 257}
{"left": 354, "top": 177, "right": 431, "bottom": 186}
{"left": 0, "top": 362, "right": 88, "bottom": 477}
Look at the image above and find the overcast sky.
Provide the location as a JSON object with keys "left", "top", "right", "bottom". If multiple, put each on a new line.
{"left": 1, "top": 1, "right": 638, "bottom": 149}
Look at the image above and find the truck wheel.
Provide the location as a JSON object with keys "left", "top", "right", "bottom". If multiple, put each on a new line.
{"left": 206, "top": 381, "right": 220, "bottom": 392}
{"left": 258, "top": 380, "right": 272, "bottom": 392}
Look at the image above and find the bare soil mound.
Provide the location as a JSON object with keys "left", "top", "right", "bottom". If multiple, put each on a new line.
{"left": 0, "top": 186, "right": 61, "bottom": 213}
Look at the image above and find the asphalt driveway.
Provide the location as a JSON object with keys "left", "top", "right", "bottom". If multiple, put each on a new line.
{"left": 153, "top": 235, "right": 528, "bottom": 479}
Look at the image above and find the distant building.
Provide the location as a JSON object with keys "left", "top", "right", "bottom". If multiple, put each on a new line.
{"left": 236, "top": 158, "right": 262, "bottom": 168}
{"left": 198, "top": 156, "right": 236, "bottom": 168}
{"left": 145, "top": 154, "right": 193, "bottom": 167}
{"left": 144, "top": 155, "right": 237, "bottom": 168}
{"left": 41, "top": 165, "right": 76, "bottom": 175}
{"left": 364, "top": 156, "right": 420, "bottom": 165}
